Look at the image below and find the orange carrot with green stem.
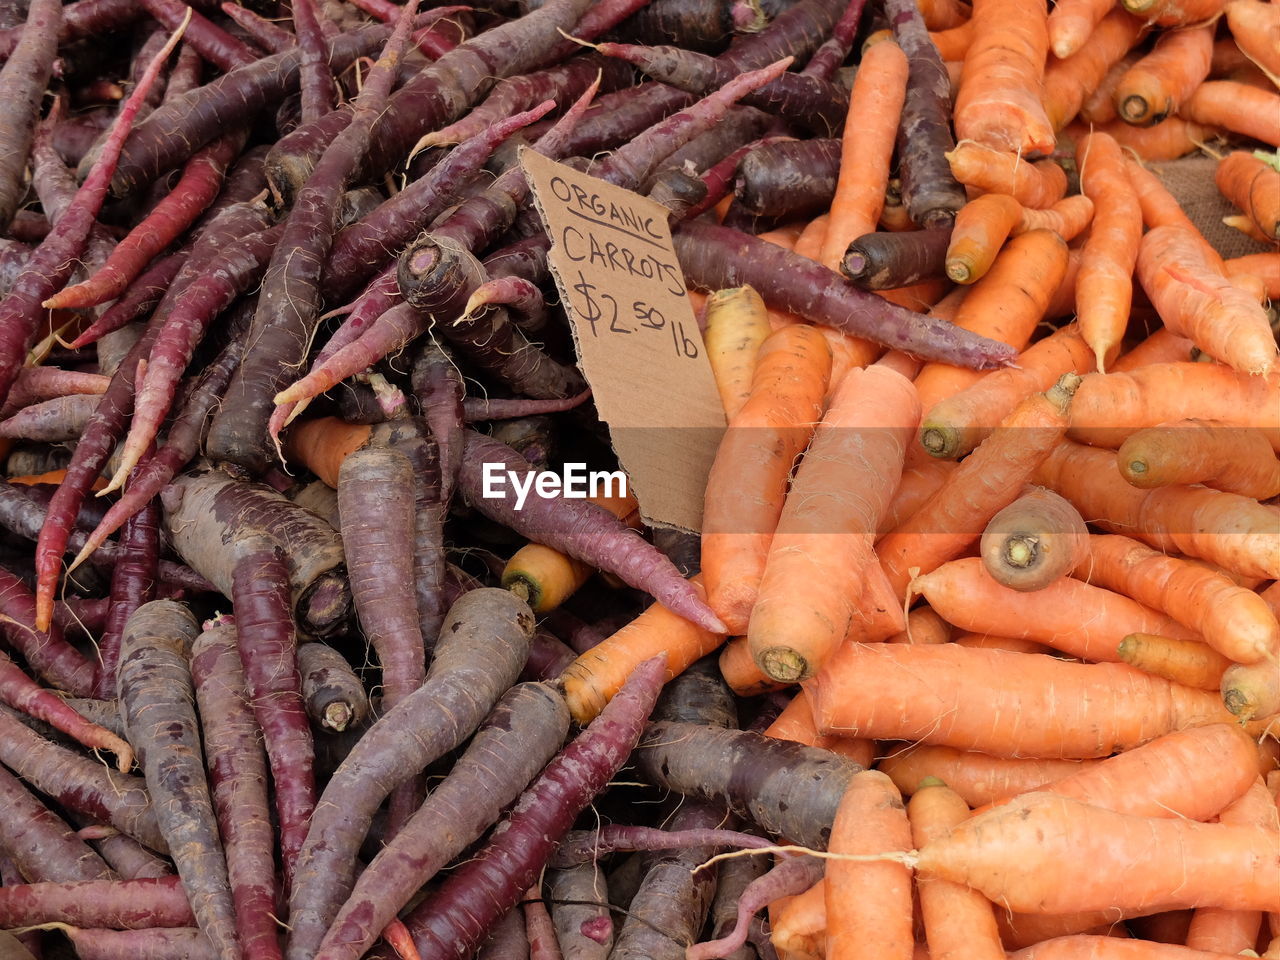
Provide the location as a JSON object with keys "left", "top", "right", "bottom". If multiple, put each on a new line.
{"left": 1118, "top": 632, "right": 1232, "bottom": 690}
{"left": 1216, "top": 150, "right": 1280, "bottom": 242}
{"left": 944, "top": 193, "right": 1021, "bottom": 284}
{"left": 979, "top": 485, "right": 1089, "bottom": 592}
{"left": 747, "top": 365, "right": 919, "bottom": 682}
{"left": 1117, "top": 420, "right": 1280, "bottom": 500}
{"left": 826, "top": 770, "right": 914, "bottom": 960}
{"left": 1041, "top": 7, "right": 1145, "bottom": 131}
{"left": 953, "top": 0, "right": 1055, "bottom": 155}
{"left": 702, "top": 324, "right": 833, "bottom": 634}
{"left": 1075, "top": 131, "right": 1142, "bottom": 373}
{"left": 819, "top": 39, "right": 910, "bottom": 272}
{"left": 703, "top": 285, "right": 773, "bottom": 420}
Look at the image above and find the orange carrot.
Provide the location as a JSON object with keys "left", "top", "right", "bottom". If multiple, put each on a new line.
{"left": 944, "top": 193, "right": 1022, "bottom": 284}
{"left": 1118, "top": 632, "right": 1233, "bottom": 690}
{"left": 283, "top": 417, "right": 373, "bottom": 488}
{"left": 1048, "top": 0, "right": 1121, "bottom": 58}
{"left": 979, "top": 485, "right": 1089, "bottom": 592}
{"left": 820, "top": 40, "right": 910, "bottom": 272}
{"left": 908, "top": 780, "right": 1005, "bottom": 960}
{"left": 703, "top": 286, "right": 773, "bottom": 421}
{"left": 1012, "top": 194, "right": 1094, "bottom": 241}
{"left": 946, "top": 143, "right": 1069, "bottom": 208}
{"left": 756, "top": 224, "right": 805, "bottom": 251}
{"left": 886, "top": 605, "right": 952, "bottom": 645}
{"left": 1081, "top": 51, "right": 1142, "bottom": 124}
{"left": 1035, "top": 439, "right": 1280, "bottom": 580}
{"left": 913, "top": 230, "right": 1070, "bottom": 412}
{"left": 918, "top": 0, "right": 972, "bottom": 30}
{"left": 878, "top": 373, "right": 1081, "bottom": 598}
{"left": 1216, "top": 150, "right": 1280, "bottom": 242}
{"left": 8, "top": 470, "right": 109, "bottom": 492}
{"left": 877, "top": 459, "right": 959, "bottom": 536}
{"left": 1041, "top": 8, "right": 1146, "bottom": 131}
{"left": 765, "top": 690, "right": 875, "bottom": 769}
{"left": 929, "top": 20, "right": 974, "bottom": 61}
{"left": 953, "top": 634, "right": 1055, "bottom": 654}
{"left": 1075, "top": 132, "right": 1143, "bottom": 372}
{"left": 1045, "top": 251, "right": 1082, "bottom": 320}
{"left": 914, "top": 789, "right": 1280, "bottom": 914}
{"left": 1135, "top": 224, "right": 1277, "bottom": 375}
{"left": 1182, "top": 81, "right": 1280, "bottom": 147}
{"left": 792, "top": 213, "right": 830, "bottom": 262}
{"left": 1114, "top": 23, "right": 1214, "bottom": 125}
{"left": 1220, "top": 658, "right": 1280, "bottom": 721}
{"left": 916, "top": 555, "right": 1200, "bottom": 661}
{"left": 770, "top": 879, "right": 827, "bottom": 959}
{"left": 953, "top": 0, "right": 1055, "bottom": 155}
{"left": 1225, "top": 0, "right": 1280, "bottom": 82}
{"left": 1111, "top": 327, "right": 1195, "bottom": 371}
{"left": 1067, "top": 364, "right": 1280, "bottom": 451}
{"left": 1225, "top": 252, "right": 1280, "bottom": 299}
{"left": 1117, "top": 420, "right": 1280, "bottom": 500}
{"left": 560, "top": 577, "right": 723, "bottom": 724}
{"left": 826, "top": 771, "right": 913, "bottom": 960}
{"left": 716, "top": 635, "right": 786, "bottom": 697}
{"left": 1124, "top": 156, "right": 1212, "bottom": 239}
{"left": 702, "top": 325, "right": 832, "bottom": 634}
{"left": 747, "top": 366, "right": 918, "bottom": 682}
{"left": 1065, "top": 117, "right": 1219, "bottom": 161}
{"left": 919, "top": 323, "right": 1095, "bottom": 460}
{"left": 880, "top": 744, "right": 1092, "bottom": 806}
{"left": 806, "top": 641, "right": 1243, "bottom": 758}
{"left": 1075, "top": 533, "right": 1280, "bottom": 664}
{"left": 1120, "top": 0, "right": 1227, "bottom": 24}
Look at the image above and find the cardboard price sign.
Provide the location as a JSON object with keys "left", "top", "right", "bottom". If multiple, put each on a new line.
{"left": 521, "top": 148, "right": 725, "bottom": 532}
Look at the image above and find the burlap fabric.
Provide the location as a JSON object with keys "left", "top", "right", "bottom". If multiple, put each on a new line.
{"left": 1148, "top": 153, "right": 1275, "bottom": 259}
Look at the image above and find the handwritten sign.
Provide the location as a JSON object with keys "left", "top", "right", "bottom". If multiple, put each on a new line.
{"left": 522, "top": 148, "right": 725, "bottom": 532}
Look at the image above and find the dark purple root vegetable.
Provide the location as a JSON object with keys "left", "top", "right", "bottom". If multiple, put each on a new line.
{"left": 297, "top": 641, "right": 369, "bottom": 732}
{"left": 733, "top": 138, "right": 839, "bottom": 219}
{"left": 552, "top": 826, "right": 772, "bottom": 868}
{"left": 612, "top": 0, "right": 757, "bottom": 52}
{"left": 463, "top": 390, "right": 592, "bottom": 423}
{"left": 286, "top": 587, "right": 535, "bottom": 960}
{"left": 0, "top": 565, "right": 96, "bottom": 696}
{"left": 718, "top": 0, "right": 843, "bottom": 71}
{"left": 634, "top": 721, "right": 862, "bottom": 849}
{"left": 474, "top": 907, "right": 530, "bottom": 960}
{"left": 69, "top": 251, "right": 187, "bottom": 350}
{"left": 547, "top": 83, "right": 696, "bottom": 161}
{"left": 290, "top": 0, "right": 338, "bottom": 121}
{"left": 0, "top": 394, "right": 101, "bottom": 440}
{"left": 686, "top": 855, "right": 824, "bottom": 960}
{"left": 411, "top": 341, "right": 464, "bottom": 507}
{"left": 51, "top": 109, "right": 114, "bottom": 167}
{"left": 0, "top": 763, "right": 113, "bottom": 883}
{"left": 60, "top": 926, "right": 218, "bottom": 960}
{"left": 93, "top": 485, "right": 159, "bottom": 699}
{"left": 0, "top": 875, "right": 194, "bottom": 929}
{"left": 673, "top": 220, "right": 1017, "bottom": 369}
{"left": 402, "top": 655, "right": 667, "bottom": 960}
{"left": 394, "top": 431, "right": 448, "bottom": 655}
{"left": 313, "top": 681, "right": 570, "bottom": 960}
{"left": 0, "top": 0, "right": 141, "bottom": 59}
{"left": 840, "top": 227, "right": 952, "bottom": 290}
{"left": 136, "top": 0, "right": 258, "bottom": 70}
{"left": 0, "top": 0, "right": 61, "bottom": 230}
{"left": 645, "top": 105, "right": 778, "bottom": 190}
{"left": 547, "top": 863, "right": 611, "bottom": 960}
{"left": 798, "top": 0, "right": 865, "bottom": 80}
{"left": 702, "top": 843, "right": 768, "bottom": 960}
{"left": 220, "top": 3, "right": 297, "bottom": 53}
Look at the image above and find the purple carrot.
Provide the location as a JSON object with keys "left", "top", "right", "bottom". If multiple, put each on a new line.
{"left": 464, "top": 390, "right": 592, "bottom": 422}
{"left": 0, "top": 394, "right": 101, "bottom": 441}
{"left": 50, "top": 107, "right": 114, "bottom": 167}
{"left": 80, "top": 825, "right": 174, "bottom": 880}
{"left": 321, "top": 102, "right": 554, "bottom": 303}
{"left": 0, "top": 27, "right": 180, "bottom": 409}
{"left": 53, "top": 596, "right": 111, "bottom": 640}
{"left": 286, "top": 587, "right": 536, "bottom": 960}
{"left": 0, "top": 0, "right": 61, "bottom": 230}
{"left": 841, "top": 228, "right": 952, "bottom": 290}
{"left": 546, "top": 864, "right": 610, "bottom": 960}
{"left": 402, "top": 655, "right": 667, "bottom": 960}
{"left": 59, "top": 927, "right": 217, "bottom": 960}
{"left": 552, "top": 826, "right": 773, "bottom": 868}
{"left": 611, "top": 0, "right": 756, "bottom": 51}
{"left": 732, "top": 138, "right": 839, "bottom": 218}
{"left": 68, "top": 251, "right": 188, "bottom": 349}
{"left": 160, "top": 40, "right": 204, "bottom": 104}
{"left": 229, "top": 544, "right": 314, "bottom": 892}
{"left": 0, "top": 764, "right": 114, "bottom": 883}
{"left": 524, "top": 889, "right": 562, "bottom": 960}
{"left": 523, "top": 629, "right": 577, "bottom": 682}
{"left": 0, "top": 875, "right": 193, "bottom": 929}
{"left": 291, "top": 0, "right": 338, "bottom": 121}
{"left": 686, "top": 855, "right": 825, "bottom": 960}
{"left": 220, "top": 2, "right": 296, "bottom": 52}
{"left": 0, "top": 566, "right": 97, "bottom": 696}
{"left": 2, "top": 367, "right": 108, "bottom": 413}
{"left": 648, "top": 106, "right": 779, "bottom": 188}
{"left": 460, "top": 430, "right": 726, "bottom": 633}
{"left": 461, "top": 275, "right": 549, "bottom": 334}
{"left": 411, "top": 340, "right": 464, "bottom": 508}
{"left": 7, "top": 210, "right": 48, "bottom": 242}
{"left": 0, "top": 236, "right": 31, "bottom": 292}
{"left": 313, "top": 681, "right": 569, "bottom": 960}
{"left": 701, "top": 845, "right": 768, "bottom": 960}
{"left": 206, "top": 0, "right": 421, "bottom": 472}
{"left": 137, "top": 0, "right": 258, "bottom": 70}
{"left": 297, "top": 641, "right": 369, "bottom": 732}
{"left": 0, "top": 0, "right": 140, "bottom": 60}
{"left": 117, "top": 600, "right": 239, "bottom": 960}
{"left": 62, "top": 698, "right": 125, "bottom": 739}
{"left": 715, "top": 0, "right": 843, "bottom": 71}
{"left": 800, "top": 0, "right": 863, "bottom": 79}
{"left": 673, "top": 219, "right": 1017, "bottom": 369}
{"left": 885, "top": 0, "right": 967, "bottom": 228}
{"left": 190, "top": 617, "right": 283, "bottom": 960}
{"left": 93, "top": 482, "right": 159, "bottom": 700}
{"left": 0, "top": 857, "right": 42, "bottom": 957}
{"left": 0, "top": 703, "right": 165, "bottom": 852}
{"left": 534, "top": 82, "right": 696, "bottom": 160}
{"left": 483, "top": 233, "right": 552, "bottom": 282}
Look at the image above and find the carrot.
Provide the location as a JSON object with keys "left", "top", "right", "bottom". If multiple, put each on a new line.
{"left": 929, "top": 21, "right": 973, "bottom": 60}
{"left": 1034, "top": 439, "right": 1280, "bottom": 580}
{"left": 887, "top": 605, "right": 953, "bottom": 644}
{"left": 717, "top": 635, "right": 786, "bottom": 697}
{"left": 1041, "top": 8, "right": 1146, "bottom": 131}
{"left": 1075, "top": 132, "right": 1142, "bottom": 372}
{"left": 1216, "top": 150, "right": 1280, "bottom": 242}
{"left": 1182, "top": 81, "right": 1280, "bottom": 147}
{"left": 0, "top": 0, "right": 60, "bottom": 232}
{"left": 1115, "top": 24, "right": 1213, "bottom": 125}
{"left": 1013, "top": 194, "right": 1094, "bottom": 240}
{"left": 819, "top": 40, "right": 909, "bottom": 271}
{"left": 1225, "top": 0, "right": 1280, "bottom": 82}
{"left": 748, "top": 365, "right": 918, "bottom": 682}
{"left": 840, "top": 229, "right": 951, "bottom": 290}
{"left": 916, "top": 0, "right": 970, "bottom": 30}
{"left": 826, "top": 771, "right": 913, "bottom": 960}
{"left": 283, "top": 417, "right": 374, "bottom": 488}
{"left": 946, "top": 142, "right": 1068, "bottom": 208}
{"left": 979, "top": 486, "right": 1089, "bottom": 592}
{"left": 794, "top": 213, "right": 830, "bottom": 261}
{"left": 702, "top": 325, "right": 833, "bottom": 634}
{"left": 944, "top": 193, "right": 1021, "bottom": 284}
{"left": 1082, "top": 51, "right": 1142, "bottom": 125}
{"left": 765, "top": 690, "right": 876, "bottom": 769}
{"left": 561, "top": 576, "right": 723, "bottom": 725}
{"left": 1047, "top": 0, "right": 1118, "bottom": 58}
{"left": 806, "top": 641, "right": 1245, "bottom": 759}
{"left": 1136, "top": 225, "right": 1276, "bottom": 375}
{"left": 691, "top": 856, "right": 825, "bottom": 960}
{"left": 1111, "top": 327, "right": 1196, "bottom": 370}
{"left": 1066, "top": 117, "right": 1220, "bottom": 161}
{"left": 1076, "top": 533, "right": 1279, "bottom": 664}
{"left": 879, "top": 373, "right": 1081, "bottom": 598}
{"left": 878, "top": 460, "right": 959, "bottom": 536}
{"left": 1220, "top": 659, "right": 1280, "bottom": 721}
{"left": 0, "top": 762, "right": 114, "bottom": 885}
{"left": 880, "top": 745, "right": 1092, "bottom": 806}
{"left": 908, "top": 780, "right": 1005, "bottom": 960}
{"left": 771, "top": 877, "right": 827, "bottom": 958}
{"left": 914, "top": 789, "right": 1280, "bottom": 913}
{"left": 1118, "top": 632, "right": 1231, "bottom": 690}
{"left": 953, "top": 0, "right": 1054, "bottom": 155}
{"left": 703, "top": 286, "right": 773, "bottom": 420}
{"left": 1120, "top": 0, "right": 1227, "bottom": 21}
{"left": 1117, "top": 420, "right": 1280, "bottom": 500}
